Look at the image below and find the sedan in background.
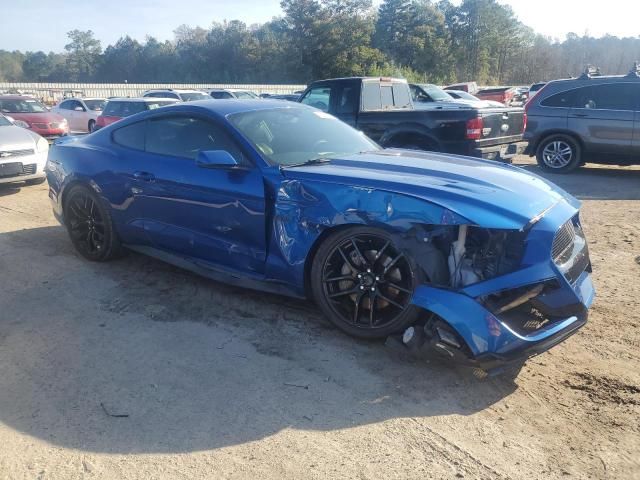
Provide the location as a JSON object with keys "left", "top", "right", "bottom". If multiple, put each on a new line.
{"left": 52, "top": 98, "right": 106, "bottom": 133}
{"left": 46, "top": 100, "right": 594, "bottom": 376}
{"left": 0, "top": 113, "right": 48, "bottom": 185}
{"left": 206, "top": 88, "right": 260, "bottom": 99}
{"left": 0, "top": 95, "right": 68, "bottom": 142}
{"left": 142, "top": 89, "right": 211, "bottom": 102}
{"left": 95, "top": 98, "right": 178, "bottom": 130}
{"left": 444, "top": 89, "right": 506, "bottom": 107}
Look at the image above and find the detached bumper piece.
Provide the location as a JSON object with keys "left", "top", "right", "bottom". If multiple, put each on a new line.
{"left": 472, "top": 141, "right": 528, "bottom": 163}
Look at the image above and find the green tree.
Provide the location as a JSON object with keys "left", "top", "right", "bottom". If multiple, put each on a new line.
{"left": 64, "top": 30, "right": 102, "bottom": 81}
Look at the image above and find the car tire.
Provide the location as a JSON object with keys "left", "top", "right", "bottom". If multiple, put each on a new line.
{"left": 63, "top": 184, "right": 123, "bottom": 261}
{"left": 536, "top": 135, "right": 581, "bottom": 173}
{"left": 310, "top": 226, "right": 424, "bottom": 339}
{"left": 25, "top": 177, "right": 46, "bottom": 186}
{"left": 88, "top": 120, "right": 96, "bottom": 133}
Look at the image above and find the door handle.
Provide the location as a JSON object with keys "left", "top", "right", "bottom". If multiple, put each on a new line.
{"left": 133, "top": 171, "right": 155, "bottom": 182}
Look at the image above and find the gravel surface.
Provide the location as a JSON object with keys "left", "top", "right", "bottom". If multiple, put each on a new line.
{"left": 0, "top": 157, "right": 638, "bottom": 479}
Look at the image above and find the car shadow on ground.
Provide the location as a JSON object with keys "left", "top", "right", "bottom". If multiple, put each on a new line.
{"left": 0, "top": 225, "right": 518, "bottom": 455}
{"left": 0, "top": 183, "right": 23, "bottom": 197}
{"left": 512, "top": 161, "right": 640, "bottom": 201}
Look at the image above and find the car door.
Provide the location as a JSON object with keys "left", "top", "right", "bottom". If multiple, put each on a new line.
{"left": 631, "top": 85, "right": 640, "bottom": 158}
{"left": 133, "top": 114, "right": 267, "bottom": 273}
{"left": 56, "top": 100, "right": 73, "bottom": 127}
{"left": 568, "top": 83, "right": 635, "bottom": 158}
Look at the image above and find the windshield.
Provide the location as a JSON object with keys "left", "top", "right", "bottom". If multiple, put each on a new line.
{"left": 0, "top": 98, "right": 48, "bottom": 113}
{"left": 233, "top": 91, "right": 258, "bottom": 99}
{"left": 84, "top": 99, "right": 106, "bottom": 111}
{"left": 146, "top": 100, "right": 176, "bottom": 110}
{"left": 229, "top": 107, "right": 379, "bottom": 166}
{"left": 179, "top": 92, "right": 210, "bottom": 102}
{"left": 448, "top": 90, "right": 478, "bottom": 101}
{"left": 418, "top": 84, "right": 453, "bottom": 102}
{"left": 0, "top": 114, "right": 12, "bottom": 126}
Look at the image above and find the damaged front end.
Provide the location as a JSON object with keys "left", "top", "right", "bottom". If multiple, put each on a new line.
{"left": 403, "top": 200, "right": 594, "bottom": 375}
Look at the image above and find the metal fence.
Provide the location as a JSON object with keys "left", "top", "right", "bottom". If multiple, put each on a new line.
{"left": 0, "top": 82, "right": 307, "bottom": 105}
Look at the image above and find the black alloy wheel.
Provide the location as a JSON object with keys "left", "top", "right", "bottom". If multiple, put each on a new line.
{"left": 63, "top": 185, "right": 122, "bottom": 261}
{"left": 311, "top": 227, "right": 422, "bottom": 338}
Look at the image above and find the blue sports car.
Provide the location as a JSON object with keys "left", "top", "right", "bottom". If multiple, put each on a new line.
{"left": 46, "top": 100, "right": 594, "bottom": 373}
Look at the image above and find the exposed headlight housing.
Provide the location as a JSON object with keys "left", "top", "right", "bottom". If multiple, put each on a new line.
{"left": 36, "top": 136, "right": 49, "bottom": 153}
{"left": 13, "top": 119, "right": 30, "bottom": 128}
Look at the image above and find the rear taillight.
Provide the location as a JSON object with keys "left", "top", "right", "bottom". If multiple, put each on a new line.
{"left": 523, "top": 113, "right": 528, "bottom": 133}
{"left": 466, "top": 117, "right": 483, "bottom": 140}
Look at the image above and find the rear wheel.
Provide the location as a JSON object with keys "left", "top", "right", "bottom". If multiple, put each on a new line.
{"left": 88, "top": 120, "right": 96, "bottom": 133}
{"left": 311, "top": 226, "right": 423, "bottom": 339}
{"left": 536, "top": 135, "right": 581, "bottom": 173}
{"left": 63, "top": 185, "right": 123, "bottom": 261}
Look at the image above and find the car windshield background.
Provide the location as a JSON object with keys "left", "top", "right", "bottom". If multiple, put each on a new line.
{"left": 0, "top": 98, "right": 48, "bottom": 113}
{"left": 146, "top": 101, "right": 176, "bottom": 110}
{"left": 84, "top": 99, "right": 106, "bottom": 111}
{"left": 179, "top": 92, "right": 210, "bottom": 101}
{"left": 420, "top": 85, "right": 452, "bottom": 102}
{"left": 210, "top": 91, "right": 234, "bottom": 99}
{"left": 102, "top": 102, "right": 123, "bottom": 116}
{"left": 229, "top": 107, "right": 379, "bottom": 166}
{"left": 233, "top": 91, "right": 257, "bottom": 99}
{"left": 301, "top": 87, "right": 330, "bottom": 111}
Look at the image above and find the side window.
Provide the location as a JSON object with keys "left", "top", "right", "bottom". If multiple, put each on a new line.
{"left": 300, "top": 87, "right": 331, "bottom": 112}
{"left": 70, "top": 100, "right": 84, "bottom": 111}
{"left": 59, "top": 100, "right": 71, "bottom": 110}
{"left": 121, "top": 102, "right": 146, "bottom": 117}
{"left": 392, "top": 83, "right": 411, "bottom": 108}
{"left": 210, "top": 91, "right": 233, "bottom": 99}
{"left": 112, "top": 121, "right": 145, "bottom": 150}
{"left": 541, "top": 89, "right": 576, "bottom": 108}
{"left": 145, "top": 116, "right": 243, "bottom": 161}
{"left": 335, "top": 86, "right": 358, "bottom": 114}
{"left": 361, "top": 82, "right": 382, "bottom": 111}
{"left": 575, "top": 84, "right": 636, "bottom": 111}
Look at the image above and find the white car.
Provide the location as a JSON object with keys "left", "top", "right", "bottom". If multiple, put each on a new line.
{"left": 142, "top": 89, "right": 211, "bottom": 102}
{"left": 51, "top": 98, "right": 106, "bottom": 133}
{"left": 0, "top": 114, "right": 48, "bottom": 186}
{"left": 206, "top": 88, "right": 260, "bottom": 99}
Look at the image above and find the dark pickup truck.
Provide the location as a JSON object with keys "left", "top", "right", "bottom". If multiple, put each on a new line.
{"left": 298, "top": 77, "right": 527, "bottom": 161}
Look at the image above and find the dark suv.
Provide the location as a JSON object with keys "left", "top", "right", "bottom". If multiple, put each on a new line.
{"left": 524, "top": 65, "right": 640, "bottom": 173}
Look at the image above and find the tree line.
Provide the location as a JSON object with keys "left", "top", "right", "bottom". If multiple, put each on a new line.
{"left": 1, "top": 0, "right": 640, "bottom": 86}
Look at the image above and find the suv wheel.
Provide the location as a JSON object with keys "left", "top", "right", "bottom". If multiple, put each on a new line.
{"left": 536, "top": 135, "right": 581, "bottom": 173}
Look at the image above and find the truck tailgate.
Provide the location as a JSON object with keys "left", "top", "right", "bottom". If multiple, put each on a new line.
{"left": 478, "top": 108, "right": 525, "bottom": 144}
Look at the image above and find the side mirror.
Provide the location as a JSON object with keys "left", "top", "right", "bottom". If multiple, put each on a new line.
{"left": 74, "top": 106, "right": 84, "bottom": 111}
{"left": 196, "top": 150, "right": 239, "bottom": 169}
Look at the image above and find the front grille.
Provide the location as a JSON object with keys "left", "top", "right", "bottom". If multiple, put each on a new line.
{"left": 21, "top": 164, "right": 37, "bottom": 175}
{"left": 31, "top": 122, "right": 49, "bottom": 129}
{"left": 0, "top": 148, "right": 34, "bottom": 158}
{"left": 552, "top": 220, "right": 576, "bottom": 263}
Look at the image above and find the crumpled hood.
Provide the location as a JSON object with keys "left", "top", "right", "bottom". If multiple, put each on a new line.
{"left": 281, "top": 150, "right": 580, "bottom": 230}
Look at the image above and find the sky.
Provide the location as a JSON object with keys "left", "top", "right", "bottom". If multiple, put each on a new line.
{"left": 1, "top": 0, "right": 638, "bottom": 52}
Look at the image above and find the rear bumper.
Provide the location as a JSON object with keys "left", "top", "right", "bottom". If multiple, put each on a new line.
{"left": 471, "top": 141, "right": 528, "bottom": 162}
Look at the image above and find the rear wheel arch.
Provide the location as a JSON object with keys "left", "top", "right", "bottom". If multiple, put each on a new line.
{"left": 385, "top": 131, "right": 442, "bottom": 152}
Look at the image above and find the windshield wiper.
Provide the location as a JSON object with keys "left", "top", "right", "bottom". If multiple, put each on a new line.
{"left": 280, "top": 157, "right": 332, "bottom": 169}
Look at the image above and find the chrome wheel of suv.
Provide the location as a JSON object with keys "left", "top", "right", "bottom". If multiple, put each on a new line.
{"left": 542, "top": 141, "right": 573, "bottom": 168}
{"left": 536, "top": 135, "right": 581, "bottom": 173}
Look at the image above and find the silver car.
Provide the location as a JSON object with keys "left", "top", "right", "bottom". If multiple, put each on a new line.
{"left": 0, "top": 114, "right": 49, "bottom": 186}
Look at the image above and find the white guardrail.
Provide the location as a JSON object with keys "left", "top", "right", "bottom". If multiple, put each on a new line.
{"left": 0, "top": 82, "right": 307, "bottom": 104}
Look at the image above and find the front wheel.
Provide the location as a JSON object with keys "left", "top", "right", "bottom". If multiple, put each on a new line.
{"left": 63, "top": 185, "right": 123, "bottom": 261}
{"left": 310, "top": 226, "right": 423, "bottom": 339}
{"left": 536, "top": 135, "right": 581, "bottom": 173}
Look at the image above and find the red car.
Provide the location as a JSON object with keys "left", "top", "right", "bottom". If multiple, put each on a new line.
{"left": 95, "top": 98, "right": 178, "bottom": 130}
{"left": 475, "top": 87, "right": 517, "bottom": 106}
{"left": 0, "top": 95, "right": 69, "bottom": 141}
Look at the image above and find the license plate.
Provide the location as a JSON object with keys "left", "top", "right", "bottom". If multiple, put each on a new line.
{"left": 0, "top": 162, "right": 22, "bottom": 177}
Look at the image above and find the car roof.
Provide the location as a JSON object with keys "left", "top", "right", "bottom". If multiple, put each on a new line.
{"left": 0, "top": 94, "right": 38, "bottom": 100}
{"left": 144, "top": 89, "right": 204, "bottom": 93}
{"left": 107, "top": 97, "right": 178, "bottom": 103}
{"left": 143, "top": 99, "right": 305, "bottom": 117}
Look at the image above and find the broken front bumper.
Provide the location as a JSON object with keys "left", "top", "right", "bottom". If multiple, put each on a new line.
{"left": 410, "top": 199, "right": 595, "bottom": 372}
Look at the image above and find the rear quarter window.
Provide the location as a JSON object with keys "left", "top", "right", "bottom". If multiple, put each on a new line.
{"left": 540, "top": 89, "right": 576, "bottom": 108}
{"left": 112, "top": 121, "right": 145, "bottom": 150}
{"left": 361, "top": 83, "right": 382, "bottom": 111}
{"left": 103, "top": 102, "right": 122, "bottom": 116}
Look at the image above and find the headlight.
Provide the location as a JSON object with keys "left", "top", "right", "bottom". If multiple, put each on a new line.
{"left": 36, "top": 137, "right": 49, "bottom": 153}
{"left": 13, "top": 119, "right": 30, "bottom": 128}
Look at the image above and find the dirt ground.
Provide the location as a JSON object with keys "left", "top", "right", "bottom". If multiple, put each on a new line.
{"left": 0, "top": 156, "right": 639, "bottom": 480}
